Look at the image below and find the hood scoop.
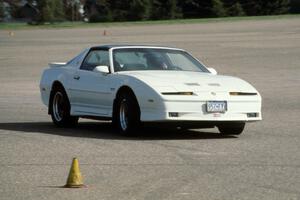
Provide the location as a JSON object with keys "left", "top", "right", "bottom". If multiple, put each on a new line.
{"left": 184, "top": 83, "right": 200, "bottom": 86}
{"left": 208, "top": 83, "right": 221, "bottom": 87}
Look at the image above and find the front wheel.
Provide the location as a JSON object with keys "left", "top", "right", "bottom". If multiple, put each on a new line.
{"left": 50, "top": 88, "right": 78, "bottom": 127}
{"left": 113, "top": 92, "right": 141, "bottom": 136}
{"left": 217, "top": 122, "right": 245, "bottom": 135}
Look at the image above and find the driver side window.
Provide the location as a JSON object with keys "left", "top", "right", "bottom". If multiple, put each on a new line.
{"left": 80, "top": 50, "right": 109, "bottom": 71}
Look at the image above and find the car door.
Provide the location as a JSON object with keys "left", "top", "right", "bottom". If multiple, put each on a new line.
{"left": 69, "top": 49, "right": 114, "bottom": 116}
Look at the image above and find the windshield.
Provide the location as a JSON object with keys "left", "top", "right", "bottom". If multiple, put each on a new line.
{"left": 113, "top": 48, "right": 209, "bottom": 72}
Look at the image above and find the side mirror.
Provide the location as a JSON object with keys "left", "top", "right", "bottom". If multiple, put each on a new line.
{"left": 93, "top": 65, "right": 109, "bottom": 74}
{"left": 207, "top": 67, "right": 217, "bottom": 75}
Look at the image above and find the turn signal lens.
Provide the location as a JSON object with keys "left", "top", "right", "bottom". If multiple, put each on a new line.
{"left": 162, "top": 92, "right": 194, "bottom": 95}
{"left": 230, "top": 92, "right": 257, "bottom": 96}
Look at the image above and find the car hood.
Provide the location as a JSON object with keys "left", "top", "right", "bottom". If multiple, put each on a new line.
{"left": 117, "top": 71, "right": 258, "bottom": 93}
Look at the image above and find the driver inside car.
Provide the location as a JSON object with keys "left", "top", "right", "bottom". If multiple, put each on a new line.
{"left": 144, "top": 53, "right": 168, "bottom": 70}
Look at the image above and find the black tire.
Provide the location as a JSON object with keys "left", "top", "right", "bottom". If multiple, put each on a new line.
{"left": 217, "top": 122, "right": 245, "bottom": 135}
{"left": 50, "top": 87, "right": 78, "bottom": 127}
{"left": 113, "top": 92, "right": 141, "bottom": 136}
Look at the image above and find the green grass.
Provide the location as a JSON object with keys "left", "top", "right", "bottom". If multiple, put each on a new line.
{"left": 0, "top": 14, "right": 299, "bottom": 30}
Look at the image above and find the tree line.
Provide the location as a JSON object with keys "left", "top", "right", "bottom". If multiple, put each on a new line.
{"left": 86, "top": 0, "right": 291, "bottom": 22}
{"left": 1, "top": 0, "right": 300, "bottom": 23}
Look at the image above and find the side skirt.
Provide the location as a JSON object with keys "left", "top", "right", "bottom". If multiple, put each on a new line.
{"left": 80, "top": 116, "right": 112, "bottom": 121}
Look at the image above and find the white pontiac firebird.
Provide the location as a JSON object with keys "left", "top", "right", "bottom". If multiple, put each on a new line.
{"left": 40, "top": 45, "right": 262, "bottom": 135}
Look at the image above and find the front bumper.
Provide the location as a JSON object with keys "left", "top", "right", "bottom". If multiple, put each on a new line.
{"left": 140, "top": 100, "right": 262, "bottom": 122}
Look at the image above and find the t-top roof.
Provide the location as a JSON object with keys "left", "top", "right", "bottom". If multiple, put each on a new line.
{"left": 90, "top": 44, "right": 182, "bottom": 50}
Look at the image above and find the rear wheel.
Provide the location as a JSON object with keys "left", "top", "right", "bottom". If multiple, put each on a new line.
{"left": 217, "top": 122, "right": 245, "bottom": 135}
{"left": 50, "top": 87, "right": 78, "bottom": 127}
{"left": 113, "top": 92, "right": 140, "bottom": 136}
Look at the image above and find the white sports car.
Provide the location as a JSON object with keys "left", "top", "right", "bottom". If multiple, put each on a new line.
{"left": 40, "top": 45, "right": 262, "bottom": 135}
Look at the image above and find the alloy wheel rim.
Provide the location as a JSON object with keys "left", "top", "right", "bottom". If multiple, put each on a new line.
{"left": 119, "top": 99, "right": 129, "bottom": 131}
{"left": 53, "top": 92, "right": 64, "bottom": 122}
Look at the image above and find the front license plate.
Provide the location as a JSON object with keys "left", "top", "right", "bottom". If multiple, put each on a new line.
{"left": 206, "top": 101, "right": 227, "bottom": 113}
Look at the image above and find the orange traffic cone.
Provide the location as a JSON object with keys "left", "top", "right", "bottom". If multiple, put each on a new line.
{"left": 103, "top": 30, "right": 107, "bottom": 36}
{"left": 9, "top": 31, "right": 14, "bottom": 37}
{"left": 64, "top": 158, "right": 86, "bottom": 188}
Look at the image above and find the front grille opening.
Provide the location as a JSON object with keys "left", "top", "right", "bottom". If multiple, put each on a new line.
{"left": 169, "top": 112, "right": 179, "bottom": 117}
{"left": 247, "top": 113, "right": 259, "bottom": 118}
{"left": 230, "top": 92, "right": 257, "bottom": 96}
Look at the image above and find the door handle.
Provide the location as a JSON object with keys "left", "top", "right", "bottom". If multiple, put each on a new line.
{"left": 73, "top": 75, "right": 80, "bottom": 80}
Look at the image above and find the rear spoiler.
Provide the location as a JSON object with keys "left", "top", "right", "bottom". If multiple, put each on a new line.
{"left": 49, "top": 62, "right": 66, "bottom": 68}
